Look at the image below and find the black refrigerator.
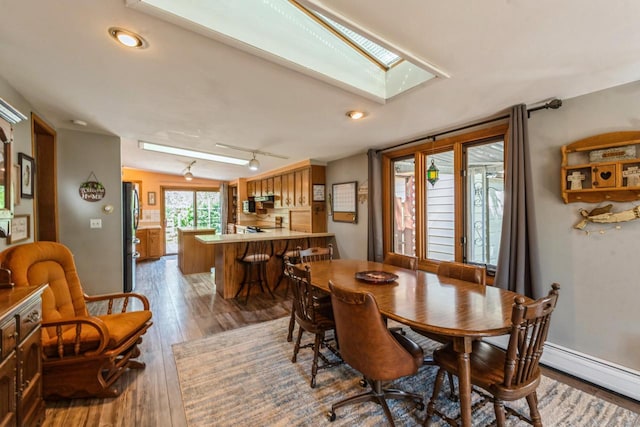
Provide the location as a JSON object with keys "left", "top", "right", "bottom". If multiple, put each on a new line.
{"left": 123, "top": 182, "right": 140, "bottom": 292}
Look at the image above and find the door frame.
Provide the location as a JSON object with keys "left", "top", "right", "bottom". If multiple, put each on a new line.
{"left": 160, "top": 186, "right": 219, "bottom": 255}
{"left": 30, "top": 113, "right": 58, "bottom": 242}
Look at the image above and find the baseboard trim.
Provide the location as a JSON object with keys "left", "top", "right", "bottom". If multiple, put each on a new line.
{"left": 484, "top": 337, "right": 640, "bottom": 402}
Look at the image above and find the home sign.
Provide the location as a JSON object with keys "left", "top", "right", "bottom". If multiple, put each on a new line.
{"left": 79, "top": 172, "right": 106, "bottom": 202}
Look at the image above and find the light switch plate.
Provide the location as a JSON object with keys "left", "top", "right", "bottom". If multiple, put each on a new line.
{"left": 90, "top": 218, "right": 102, "bottom": 229}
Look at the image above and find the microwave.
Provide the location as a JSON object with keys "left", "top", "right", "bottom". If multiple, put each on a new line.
{"left": 242, "top": 199, "right": 256, "bottom": 213}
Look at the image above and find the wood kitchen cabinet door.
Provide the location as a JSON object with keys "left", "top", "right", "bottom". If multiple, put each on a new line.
{"left": 282, "top": 173, "right": 295, "bottom": 208}
{"left": 295, "top": 168, "right": 310, "bottom": 207}
{"left": 147, "top": 229, "right": 162, "bottom": 258}
{"left": 273, "top": 175, "right": 282, "bottom": 208}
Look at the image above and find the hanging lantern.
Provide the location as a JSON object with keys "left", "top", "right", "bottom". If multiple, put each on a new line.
{"left": 427, "top": 159, "right": 439, "bottom": 186}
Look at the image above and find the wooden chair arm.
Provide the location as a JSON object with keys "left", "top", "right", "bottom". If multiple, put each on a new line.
{"left": 42, "top": 316, "right": 110, "bottom": 358}
{"left": 83, "top": 292, "right": 150, "bottom": 312}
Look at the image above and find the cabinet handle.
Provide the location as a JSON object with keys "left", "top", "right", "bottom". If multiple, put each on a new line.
{"left": 25, "top": 311, "right": 41, "bottom": 324}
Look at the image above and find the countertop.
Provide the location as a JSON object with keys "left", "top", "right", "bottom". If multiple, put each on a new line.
{"left": 177, "top": 227, "right": 217, "bottom": 233}
{"left": 196, "top": 229, "right": 334, "bottom": 245}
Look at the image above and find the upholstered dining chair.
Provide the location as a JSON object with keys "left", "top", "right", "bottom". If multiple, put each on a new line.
{"left": 383, "top": 252, "right": 418, "bottom": 271}
{"left": 425, "top": 283, "right": 561, "bottom": 427}
{"left": 0, "top": 241, "right": 153, "bottom": 399}
{"left": 285, "top": 243, "right": 333, "bottom": 342}
{"left": 436, "top": 260, "right": 486, "bottom": 286}
{"left": 286, "top": 261, "right": 341, "bottom": 388}
{"left": 327, "top": 281, "right": 424, "bottom": 426}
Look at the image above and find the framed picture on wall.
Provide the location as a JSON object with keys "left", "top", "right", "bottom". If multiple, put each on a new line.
{"left": 8, "top": 214, "right": 29, "bottom": 244}
{"left": 148, "top": 191, "right": 156, "bottom": 206}
{"left": 19, "top": 153, "right": 35, "bottom": 199}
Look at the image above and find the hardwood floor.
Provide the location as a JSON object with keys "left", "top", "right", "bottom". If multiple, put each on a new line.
{"left": 42, "top": 255, "right": 639, "bottom": 426}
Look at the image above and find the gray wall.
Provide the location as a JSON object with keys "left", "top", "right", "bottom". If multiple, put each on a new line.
{"left": 528, "top": 80, "right": 640, "bottom": 371}
{"left": 327, "top": 82, "right": 640, "bottom": 373}
{"left": 326, "top": 153, "right": 368, "bottom": 260}
{"left": 57, "top": 129, "right": 123, "bottom": 295}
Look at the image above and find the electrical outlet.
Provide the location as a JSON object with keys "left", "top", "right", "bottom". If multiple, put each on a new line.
{"left": 90, "top": 218, "right": 102, "bottom": 229}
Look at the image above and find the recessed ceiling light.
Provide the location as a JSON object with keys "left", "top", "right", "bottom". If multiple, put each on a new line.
{"left": 346, "top": 110, "right": 366, "bottom": 120}
{"left": 108, "top": 27, "right": 148, "bottom": 49}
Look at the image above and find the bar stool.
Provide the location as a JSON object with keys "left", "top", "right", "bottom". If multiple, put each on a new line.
{"left": 274, "top": 237, "right": 309, "bottom": 295}
{"left": 235, "top": 240, "right": 274, "bottom": 304}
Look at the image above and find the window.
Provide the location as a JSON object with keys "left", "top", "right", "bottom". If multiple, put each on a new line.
{"left": 383, "top": 125, "right": 508, "bottom": 271}
{"left": 392, "top": 157, "right": 415, "bottom": 256}
{"left": 465, "top": 141, "right": 504, "bottom": 267}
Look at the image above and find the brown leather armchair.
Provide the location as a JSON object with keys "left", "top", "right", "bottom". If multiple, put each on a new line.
{"left": 0, "top": 242, "right": 152, "bottom": 399}
{"left": 327, "top": 281, "right": 424, "bottom": 425}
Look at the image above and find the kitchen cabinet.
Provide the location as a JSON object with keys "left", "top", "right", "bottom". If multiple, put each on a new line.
{"left": 262, "top": 177, "right": 274, "bottom": 196}
{"left": 273, "top": 175, "right": 282, "bottom": 208}
{"left": 0, "top": 285, "right": 46, "bottom": 427}
{"left": 136, "top": 228, "right": 162, "bottom": 261}
{"left": 178, "top": 228, "right": 216, "bottom": 274}
{"left": 282, "top": 172, "right": 295, "bottom": 208}
{"left": 561, "top": 131, "right": 640, "bottom": 203}
{"left": 294, "top": 168, "right": 310, "bottom": 207}
{"left": 247, "top": 181, "right": 257, "bottom": 197}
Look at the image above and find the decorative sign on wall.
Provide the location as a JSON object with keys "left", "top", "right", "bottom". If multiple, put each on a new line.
{"left": 79, "top": 172, "right": 106, "bottom": 202}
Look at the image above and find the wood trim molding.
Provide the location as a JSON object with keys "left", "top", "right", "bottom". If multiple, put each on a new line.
{"left": 381, "top": 123, "right": 509, "bottom": 265}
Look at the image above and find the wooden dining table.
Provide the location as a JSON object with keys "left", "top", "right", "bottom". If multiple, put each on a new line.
{"left": 305, "top": 259, "right": 529, "bottom": 427}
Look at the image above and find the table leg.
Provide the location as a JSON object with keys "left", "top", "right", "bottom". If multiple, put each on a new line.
{"left": 453, "top": 337, "right": 473, "bottom": 427}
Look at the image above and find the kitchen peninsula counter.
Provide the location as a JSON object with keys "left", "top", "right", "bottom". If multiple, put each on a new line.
{"left": 196, "top": 230, "right": 335, "bottom": 298}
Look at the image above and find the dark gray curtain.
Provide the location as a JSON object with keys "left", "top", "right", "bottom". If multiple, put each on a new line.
{"left": 494, "top": 104, "right": 538, "bottom": 297}
{"left": 220, "top": 183, "right": 228, "bottom": 233}
{"left": 367, "top": 149, "right": 384, "bottom": 262}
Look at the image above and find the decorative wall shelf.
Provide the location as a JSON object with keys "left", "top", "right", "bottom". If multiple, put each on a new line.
{"left": 561, "top": 131, "right": 640, "bottom": 203}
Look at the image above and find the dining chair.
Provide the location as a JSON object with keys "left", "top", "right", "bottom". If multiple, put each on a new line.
{"left": 285, "top": 243, "right": 333, "bottom": 341}
{"left": 436, "top": 260, "right": 486, "bottom": 286}
{"left": 327, "top": 281, "right": 424, "bottom": 426}
{"left": 413, "top": 261, "right": 487, "bottom": 395}
{"left": 274, "top": 237, "right": 309, "bottom": 296}
{"left": 299, "top": 243, "right": 333, "bottom": 263}
{"left": 286, "top": 261, "right": 341, "bottom": 388}
{"left": 235, "top": 240, "right": 274, "bottom": 304}
{"left": 383, "top": 252, "right": 418, "bottom": 271}
{"left": 425, "top": 283, "right": 561, "bottom": 427}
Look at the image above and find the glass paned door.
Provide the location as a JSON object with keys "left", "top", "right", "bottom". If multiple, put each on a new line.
{"left": 164, "top": 189, "right": 221, "bottom": 254}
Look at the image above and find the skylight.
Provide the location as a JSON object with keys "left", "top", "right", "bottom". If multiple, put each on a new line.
{"left": 307, "top": 10, "right": 402, "bottom": 69}
{"left": 127, "top": 0, "right": 447, "bottom": 103}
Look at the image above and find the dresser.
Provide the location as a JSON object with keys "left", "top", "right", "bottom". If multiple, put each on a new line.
{"left": 0, "top": 285, "right": 46, "bottom": 427}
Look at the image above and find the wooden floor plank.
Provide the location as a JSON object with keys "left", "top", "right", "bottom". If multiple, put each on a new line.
{"left": 40, "top": 255, "right": 639, "bottom": 426}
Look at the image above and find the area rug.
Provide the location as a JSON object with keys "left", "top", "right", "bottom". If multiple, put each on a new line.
{"left": 173, "top": 317, "right": 638, "bottom": 426}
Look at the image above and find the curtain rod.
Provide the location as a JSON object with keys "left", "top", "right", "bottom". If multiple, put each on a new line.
{"left": 377, "top": 98, "right": 562, "bottom": 154}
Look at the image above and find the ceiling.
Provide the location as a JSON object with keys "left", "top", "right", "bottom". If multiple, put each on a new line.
{"left": 0, "top": 0, "right": 638, "bottom": 181}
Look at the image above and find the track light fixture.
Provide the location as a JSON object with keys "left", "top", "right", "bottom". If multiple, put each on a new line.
{"left": 248, "top": 153, "right": 260, "bottom": 171}
{"left": 183, "top": 160, "right": 196, "bottom": 181}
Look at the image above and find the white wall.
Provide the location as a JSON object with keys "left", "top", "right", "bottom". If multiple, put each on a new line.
{"left": 57, "top": 129, "right": 123, "bottom": 295}
{"left": 0, "top": 75, "right": 36, "bottom": 249}
{"left": 528, "top": 80, "right": 640, "bottom": 371}
{"left": 326, "top": 153, "right": 368, "bottom": 260}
